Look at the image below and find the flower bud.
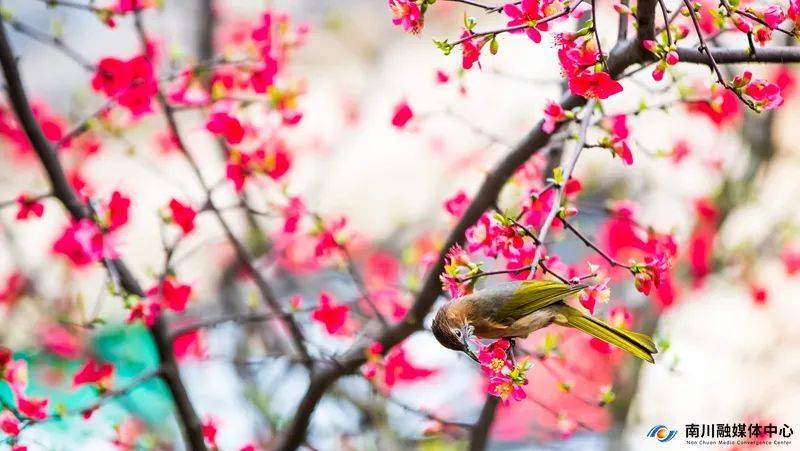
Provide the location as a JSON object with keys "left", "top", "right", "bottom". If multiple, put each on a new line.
{"left": 642, "top": 39, "right": 659, "bottom": 54}
{"left": 665, "top": 50, "right": 679, "bottom": 65}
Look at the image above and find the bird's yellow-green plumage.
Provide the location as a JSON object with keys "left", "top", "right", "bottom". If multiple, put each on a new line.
{"left": 493, "top": 280, "right": 588, "bottom": 322}
{"left": 552, "top": 304, "right": 657, "bottom": 363}
{"left": 433, "top": 280, "right": 657, "bottom": 363}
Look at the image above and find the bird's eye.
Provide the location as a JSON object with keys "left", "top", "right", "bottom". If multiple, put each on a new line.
{"left": 452, "top": 328, "right": 461, "bottom": 338}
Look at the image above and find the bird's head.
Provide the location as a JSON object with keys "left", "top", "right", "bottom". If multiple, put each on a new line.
{"left": 431, "top": 304, "right": 478, "bottom": 362}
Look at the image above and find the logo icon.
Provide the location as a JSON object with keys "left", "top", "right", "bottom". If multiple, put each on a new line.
{"left": 647, "top": 425, "right": 678, "bottom": 442}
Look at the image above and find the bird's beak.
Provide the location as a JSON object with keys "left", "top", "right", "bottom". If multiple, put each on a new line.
{"left": 463, "top": 348, "right": 479, "bottom": 363}
{"left": 461, "top": 328, "right": 479, "bottom": 363}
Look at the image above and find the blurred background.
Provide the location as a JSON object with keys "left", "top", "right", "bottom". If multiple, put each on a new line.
{"left": 1, "top": 0, "right": 800, "bottom": 450}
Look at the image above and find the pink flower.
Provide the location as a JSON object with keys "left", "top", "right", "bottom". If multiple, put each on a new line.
{"left": 633, "top": 253, "right": 670, "bottom": 295}
{"left": 116, "top": 0, "right": 154, "bottom": 14}
{"left": 542, "top": 101, "right": 567, "bottom": 134}
{"left": 556, "top": 33, "right": 599, "bottom": 78}
{"left": 388, "top": 0, "right": 423, "bottom": 34}
{"left": 168, "top": 199, "right": 197, "bottom": 235}
{"left": 73, "top": 359, "right": 115, "bottom": 390}
{"left": 314, "top": 217, "right": 346, "bottom": 259}
{"left": 744, "top": 77, "right": 784, "bottom": 111}
{"left": 570, "top": 71, "right": 623, "bottom": 100}
{"left": 790, "top": 0, "right": 800, "bottom": 25}
{"left": 103, "top": 191, "right": 131, "bottom": 231}
{"left": 3, "top": 359, "right": 27, "bottom": 394}
{"left": 758, "top": 5, "right": 786, "bottom": 29}
{"left": 686, "top": 86, "right": 741, "bottom": 128}
{"left": 487, "top": 357, "right": 531, "bottom": 404}
{"left": 0, "top": 411, "right": 20, "bottom": 436}
{"left": 0, "top": 271, "right": 27, "bottom": 306}
{"left": 205, "top": 109, "right": 245, "bottom": 144}
{"left": 52, "top": 219, "right": 110, "bottom": 266}
{"left": 750, "top": 282, "right": 768, "bottom": 306}
{"left": 440, "top": 244, "right": 479, "bottom": 297}
{"left": 280, "top": 196, "right": 305, "bottom": 235}
{"left": 311, "top": 292, "right": 349, "bottom": 334}
{"left": 40, "top": 324, "right": 82, "bottom": 358}
{"left": 17, "top": 395, "right": 48, "bottom": 420}
{"left": 91, "top": 55, "right": 157, "bottom": 117}
{"left": 671, "top": 140, "right": 690, "bottom": 164}
{"left": 504, "top": 0, "right": 556, "bottom": 43}
{"left": 578, "top": 278, "right": 610, "bottom": 315}
{"left": 460, "top": 31, "right": 485, "bottom": 70}
{"left": 444, "top": 190, "right": 470, "bottom": 217}
{"left": 754, "top": 26, "right": 773, "bottom": 46}
{"left": 127, "top": 297, "right": 161, "bottom": 326}
{"left": 478, "top": 339, "right": 511, "bottom": 375}
{"left": 391, "top": 99, "right": 414, "bottom": 128}
{"left": 381, "top": 346, "right": 436, "bottom": 387}
{"left": 15, "top": 194, "right": 44, "bottom": 220}
{"left": 781, "top": 244, "right": 800, "bottom": 275}
{"left": 601, "top": 115, "right": 633, "bottom": 165}
{"left": 435, "top": 69, "right": 450, "bottom": 84}
{"left": 173, "top": 329, "right": 207, "bottom": 361}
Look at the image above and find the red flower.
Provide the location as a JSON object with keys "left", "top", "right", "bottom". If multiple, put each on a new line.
{"left": 750, "top": 283, "right": 768, "bottom": 306}
{"left": 504, "top": 0, "right": 557, "bottom": 43}
{"left": 0, "top": 411, "right": 20, "bottom": 436}
{"left": 460, "top": 31, "right": 485, "bottom": 70}
{"left": 381, "top": 345, "right": 437, "bottom": 387}
{"left": 116, "top": 0, "right": 154, "bottom": 14}
{"left": 391, "top": 99, "right": 414, "bottom": 128}
{"left": 52, "top": 219, "right": 110, "bottom": 266}
{"left": 570, "top": 71, "right": 623, "bottom": 100}
{"left": 206, "top": 109, "right": 245, "bottom": 144}
{"left": 686, "top": 86, "right": 741, "bottom": 128}
{"left": 202, "top": 416, "right": 218, "bottom": 448}
{"left": 173, "top": 329, "right": 206, "bottom": 361}
{"left": 0, "top": 271, "right": 28, "bottom": 306}
{"left": 168, "top": 199, "right": 197, "bottom": 235}
{"left": 15, "top": 194, "right": 44, "bottom": 221}
{"left": 578, "top": 279, "right": 610, "bottom": 315}
{"left": 781, "top": 244, "right": 800, "bottom": 275}
{"left": 444, "top": 190, "right": 470, "bottom": 218}
{"left": 542, "top": 101, "right": 567, "bottom": 134}
{"left": 127, "top": 297, "right": 161, "bottom": 326}
{"left": 148, "top": 276, "right": 192, "bottom": 312}
{"left": 311, "top": 292, "right": 349, "bottom": 334}
{"left": 91, "top": 55, "right": 157, "bottom": 116}
{"left": 388, "top": 0, "right": 423, "bottom": 34}
{"left": 41, "top": 324, "right": 83, "bottom": 358}
{"left": 104, "top": 190, "right": 131, "bottom": 231}
{"left": 479, "top": 339, "right": 511, "bottom": 375}
{"left": 671, "top": 140, "right": 690, "bottom": 164}
{"left": 254, "top": 144, "right": 291, "bottom": 180}
{"left": 73, "top": 359, "right": 115, "bottom": 390}
{"left": 744, "top": 76, "right": 784, "bottom": 111}
{"left": 17, "top": 395, "right": 48, "bottom": 420}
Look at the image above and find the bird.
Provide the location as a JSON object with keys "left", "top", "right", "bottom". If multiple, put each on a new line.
{"left": 431, "top": 279, "right": 657, "bottom": 363}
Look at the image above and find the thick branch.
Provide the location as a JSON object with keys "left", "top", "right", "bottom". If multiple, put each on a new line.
{"left": 676, "top": 46, "right": 800, "bottom": 64}
{"left": 469, "top": 396, "right": 500, "bottom": 451}
{"left": 275, "top": 10, "right": 661, "bottom": 447}
{"left": 0, "top": 19, "right": 207, "bottom": 451}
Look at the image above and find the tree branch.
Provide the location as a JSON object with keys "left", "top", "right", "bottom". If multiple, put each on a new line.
{"left": 469, "top": 396, "right": 500, "bottom": 451}
{"left": 676, "top": 46, "right": 800, "bottom": 64}
{"left": 0, "top": 18, "right": 207, "bottom": 451}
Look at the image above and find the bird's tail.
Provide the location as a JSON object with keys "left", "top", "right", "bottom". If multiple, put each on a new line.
{"left": 554, "top": 305, "right": 657, "bottom": 363}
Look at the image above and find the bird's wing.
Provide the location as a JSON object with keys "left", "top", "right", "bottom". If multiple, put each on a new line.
{"left": 491, "top": 280, "right": 586, "bottom": 324}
